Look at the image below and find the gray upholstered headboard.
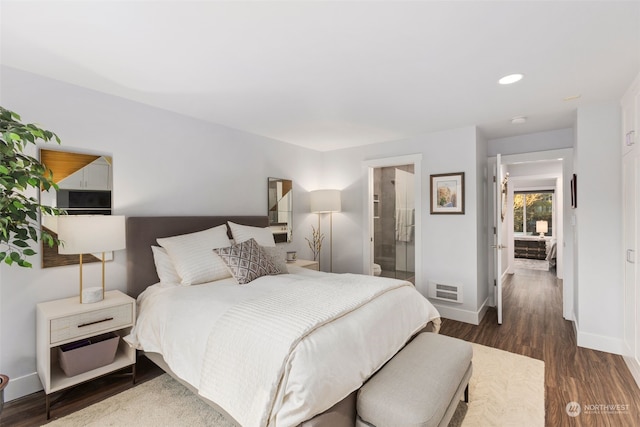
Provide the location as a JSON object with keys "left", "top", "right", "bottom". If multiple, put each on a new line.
{"left": 126, "top": 216, "right": 269, "bottom": 298}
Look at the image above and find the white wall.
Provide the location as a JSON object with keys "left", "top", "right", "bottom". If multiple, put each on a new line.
{"left": 0, "top": 67, "right": 324, "bottom": 400}
{"left": 488, "top": 128, "right": 574, "bottom": 157}
{"left": 574, "top": 103, "right": 624, "bottom": 354}
{"left": 321, "top": 126, "right": 487, "bottom": 324}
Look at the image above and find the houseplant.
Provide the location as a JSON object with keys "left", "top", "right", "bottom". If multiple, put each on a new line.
{"left": 0, "top": 106, "right": 63, "bottom": 268}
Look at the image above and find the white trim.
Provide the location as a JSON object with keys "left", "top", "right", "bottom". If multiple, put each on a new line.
{"left": 431, "top": 296, "right": 490, "bottom": 325}
{"left": 572, "top": 310, "right": 625, "bottom": 354}
{"left": 4, "top": 371, "right": 42, "bottom": 402}
{"left": 623, "top": 357, "right": 640, "bottom": 390}
{"left": 576, "top": 329, "right": 625, "bottom": 355}
{"left": 362, "top": 154, "right": 423, "bottom": 289}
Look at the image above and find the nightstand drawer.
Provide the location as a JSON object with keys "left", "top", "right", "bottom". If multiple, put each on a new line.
{"left": 50, "top": 303, "right": 133, "bottom": 345}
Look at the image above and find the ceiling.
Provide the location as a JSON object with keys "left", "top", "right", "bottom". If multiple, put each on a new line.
{"left": 1, "top": 1, "right": 639, "bottom": 152}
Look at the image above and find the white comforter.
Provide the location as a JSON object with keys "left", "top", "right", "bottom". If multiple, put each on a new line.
{"left": 125, "top": 267, "right": 440, "bottom": 427}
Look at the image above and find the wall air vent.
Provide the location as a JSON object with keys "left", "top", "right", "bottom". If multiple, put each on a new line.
{"left": 428, "top": 281, "right": 463, "bottom": 304}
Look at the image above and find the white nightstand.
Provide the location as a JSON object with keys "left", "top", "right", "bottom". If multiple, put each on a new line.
{"left": 36, "top": 290, "right": 136, "bottom": 418}
{"left": 289, "top": 259, "right": 319, "bottom": 271}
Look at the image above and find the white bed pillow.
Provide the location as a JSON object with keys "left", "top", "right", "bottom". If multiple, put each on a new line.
{"left": 214, "top": 238, "right": 280, "bottom": 284}
{"left": 151, "top": 246, "right": 181, "bottom": 285}
{"left": 227, "top": 221, "right": 276, "bottom": 247}
{"left": 157, "top": 225, "right": 232, "bottom": 286}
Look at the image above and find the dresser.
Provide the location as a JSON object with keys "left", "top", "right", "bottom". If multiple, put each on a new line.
{"left": 514, "top": 239, "right": 547, "bottom": 260}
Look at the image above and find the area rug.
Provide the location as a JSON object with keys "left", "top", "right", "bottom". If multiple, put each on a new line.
{"left": 45, "top": 343, "right": 545, "bottom": 427}
{"left": 513, "top": 258, "right": 550, "bottom": 271}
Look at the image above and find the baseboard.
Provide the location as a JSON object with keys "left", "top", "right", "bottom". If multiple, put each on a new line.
{"left": 623, "top": 356, "right": 640, "bottom": 390}
{"left": 4, "top": 371, "right": 42, "bottom": 402}
{"left": 477, "top": 297, "right": 490, "bottom": 323}
{"left": 432, "top": 297, "right": 489, "bottom": 325}
{"left": 576, "top": 329, "right": 625, "bottom": 355}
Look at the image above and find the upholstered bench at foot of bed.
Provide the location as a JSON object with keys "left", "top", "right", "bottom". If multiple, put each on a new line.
{"left": 356, "top": 333, "right": 473, "bottom": 427}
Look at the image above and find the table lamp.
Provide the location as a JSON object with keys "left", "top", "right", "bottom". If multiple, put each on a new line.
{"left": 57, "top": 215, "right": 126, "bottom": 303}
{"left": 536, "top": 220, "right": 548, "bottom": 238}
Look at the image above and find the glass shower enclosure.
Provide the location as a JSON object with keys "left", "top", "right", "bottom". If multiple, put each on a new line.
{"left": 372, "top": 165, "right": 415, "bottom": 282}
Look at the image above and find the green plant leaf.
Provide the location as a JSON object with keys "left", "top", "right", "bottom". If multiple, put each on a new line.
{"left": 0, "top": 106, "right": 63, "bottom": 268}
{"left": 12, "top": 239, "right": 29, "bottom": 248}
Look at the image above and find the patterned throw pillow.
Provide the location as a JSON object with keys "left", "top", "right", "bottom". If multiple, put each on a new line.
{"left": 214, "top": 238, "right": 280, "bottom": 284}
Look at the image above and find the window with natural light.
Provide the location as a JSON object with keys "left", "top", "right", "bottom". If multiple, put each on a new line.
{"left": 513, "top": 191, "right": 553, "bottom": 236}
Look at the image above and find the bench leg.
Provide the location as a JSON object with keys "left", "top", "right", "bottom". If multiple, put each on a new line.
{"left": 464, "top": 384, "right": 469, "bottom": 403}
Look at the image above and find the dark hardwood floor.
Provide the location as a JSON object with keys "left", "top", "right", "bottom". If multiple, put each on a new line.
{"left": 0, "top": 356, "right": 163, "bottom": 427}
{"left": 2, "top": 267, "right": 639, "bottom": 426}
{"left": 440, "top": 267, "right": 640, "bottom": 427}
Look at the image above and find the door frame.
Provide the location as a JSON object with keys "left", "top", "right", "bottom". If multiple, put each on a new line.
{"left": 487, "top": 148, "right": 574, "bottom": 320}
{"left": 494, "top": 154, "right": 505, "bottom": 324}
{"left": 363, "top": 154, "right": 423, "bottom": 289}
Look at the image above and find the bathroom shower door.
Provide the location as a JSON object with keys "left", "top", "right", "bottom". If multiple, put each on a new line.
{"left": 373, "top": 165, "right": 415, "bottom": 283}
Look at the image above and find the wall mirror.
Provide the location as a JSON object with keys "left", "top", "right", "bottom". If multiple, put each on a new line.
{"left": 39, "top": 149, "right": 113, "bottom": 268}
{"left": 268, "top": 177, "right": 292, "bottom": 243}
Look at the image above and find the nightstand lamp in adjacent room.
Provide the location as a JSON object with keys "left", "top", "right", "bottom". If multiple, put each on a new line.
{"left": 536, "top": 220, "right": 548, "bottom": 238}
{"left": 57, "top": 215, "right": 126, "bottom": 304}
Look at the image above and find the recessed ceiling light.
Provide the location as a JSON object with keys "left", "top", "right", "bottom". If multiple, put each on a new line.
{"left": 511, "top": 116, "right": 527, "bottom": 124}
{"left": 498, "top": 74, "right": 524, "bottom": 85}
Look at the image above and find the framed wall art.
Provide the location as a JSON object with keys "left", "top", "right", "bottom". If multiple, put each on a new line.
{"left": 430, "top": 172, "right": 465, "bottom": 214}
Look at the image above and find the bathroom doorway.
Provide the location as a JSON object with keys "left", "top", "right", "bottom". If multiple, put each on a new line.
{"left": 364, "top": 154, "right": 422, "bottom": 289}
{"left": 373, "top": 165, "right": 415, "bottom": 282}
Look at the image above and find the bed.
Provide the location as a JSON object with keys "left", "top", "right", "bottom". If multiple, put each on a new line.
{"left": 124, "top": 216, "right": 441, "bottom": 427}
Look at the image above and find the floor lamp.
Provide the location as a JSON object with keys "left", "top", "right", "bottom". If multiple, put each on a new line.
{"left": 57, "top": 215, "right": 126, "bottom": 304}
{"left": 310, "top": 189, "right": 341, "bottom": 272}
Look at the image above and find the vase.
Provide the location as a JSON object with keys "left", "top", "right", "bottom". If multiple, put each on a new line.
{"left": 0, "top": 374, "right": 8, "bottom": 415}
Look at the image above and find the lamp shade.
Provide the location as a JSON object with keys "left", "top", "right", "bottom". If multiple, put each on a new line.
{"left": 310, "top": 189, "right": 341, "bottom": 213}
{"left": 57, "top": 215, "right": 126, "bottom": 254}
{"left": 535, "top": 220, "right": 548, "bottom": 234}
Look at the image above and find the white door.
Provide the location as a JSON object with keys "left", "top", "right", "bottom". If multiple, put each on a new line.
{"left": 623, "top": 153, "right": 637, "bottom": 357}
{"left": 494, "top": 154, "right": 505, "bottom": 324}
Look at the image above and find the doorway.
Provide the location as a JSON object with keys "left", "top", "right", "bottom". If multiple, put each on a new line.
{"left": 372, "top": 165, "right": 415, "bottom": 282}
{"left": 364, "top": 154, "right": 422, "bottom": 291}
{"left": 489, "top": 148, "right": 574, "bottom": 322}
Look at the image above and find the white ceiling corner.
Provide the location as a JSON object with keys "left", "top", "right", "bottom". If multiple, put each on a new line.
{"left": 1, "top": 1, "right": 639, "bottom": 151}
